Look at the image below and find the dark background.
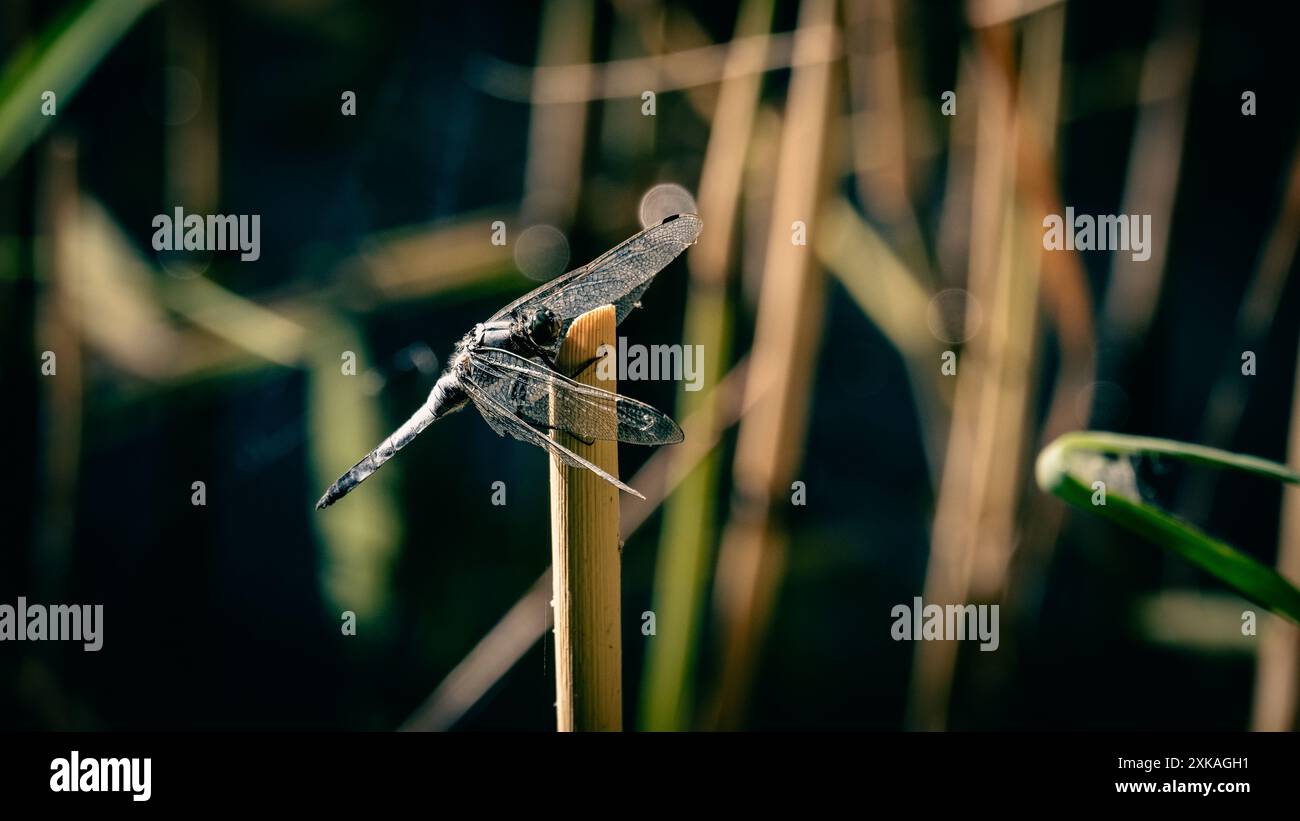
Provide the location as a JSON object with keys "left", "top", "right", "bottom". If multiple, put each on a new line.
{"left": 1, "top": 0, "right": 1298, "bottom": 731}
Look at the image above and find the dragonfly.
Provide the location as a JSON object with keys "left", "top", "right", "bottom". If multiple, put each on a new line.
{"left": 315, "top": 213, "right": 703, "bottom": 509}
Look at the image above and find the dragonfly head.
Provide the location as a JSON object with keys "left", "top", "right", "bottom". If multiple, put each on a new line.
{"left": 523, "top": 307, "right": 561, "bottom": 349}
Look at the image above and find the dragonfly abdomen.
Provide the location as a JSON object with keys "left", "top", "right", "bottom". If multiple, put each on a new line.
{"left": 314, "top": 372, "right": 466, "bottom": 509}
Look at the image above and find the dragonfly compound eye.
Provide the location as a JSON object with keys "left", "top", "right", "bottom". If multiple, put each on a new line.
{"left": 528, "top": 309, "right": 560, "bottom": 346}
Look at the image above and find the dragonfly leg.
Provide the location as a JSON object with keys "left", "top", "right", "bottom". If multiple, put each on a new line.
{"left": 564, "top": 354, "right": 602, "bottom": 380}
{"left": 533, "top": 344, "right": 597, "bottom": 381}
{"left": 537, "top": 420, "right": 596, "bottom": 447}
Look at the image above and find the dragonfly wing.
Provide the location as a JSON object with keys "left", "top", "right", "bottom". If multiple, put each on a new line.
{"left": 487, "top": 214, "right": 702, "bottom": 334}
{"left": 459, "top": 373, "right": 645, "bottom": 499}
{"left": 465, "top": 347, "right": 684, "bottom": 446}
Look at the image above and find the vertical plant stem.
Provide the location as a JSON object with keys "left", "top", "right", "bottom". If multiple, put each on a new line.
{"left": 523, "top": 0, "right": 593, "bottom": 225}
{"left": 1098, "top": 2, "right": 1198, "bottom": 353}
{"left": 640, "top": 0, "right": 772, "bottom": 733}
{"left": 404, "top": 359, "right": 756, "bottom": 732}
{"left": 908, "top": 19, "right": 1016, "bottom": 731}
{"left": 549, "top": 305, "right": 622, "bottom": 731}
{"left": 1180, "top": 134, "right": 1300, "bottom": 515}
{"left": 1252, "top": 329, "right": 1300, "bottom": 730}
{"left": 165, "top": 0, "right": 219, "bottom": 213}
{"left": 843, "top": 0, "right": 932, "bottom": 280}
{"left": 34, "top": 138, "right": 82, "bottom": 599}
{"left": 705, "top": 0, "right": 837, "bottom": 730}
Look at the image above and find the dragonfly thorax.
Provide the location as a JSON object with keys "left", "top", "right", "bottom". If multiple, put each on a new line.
{"left": 449, "top": 348, "right": 472, "bottom": 373}
{"left": 466, "top": 321, "right": 512, "bottom": 351}
{"left": 460, "top": 311, "right": 558, "bottom": 364}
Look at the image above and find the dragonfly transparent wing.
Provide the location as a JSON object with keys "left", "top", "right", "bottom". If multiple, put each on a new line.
{"left": 464, "top": 347, "right": 683, "bottom": 445}
{"left": 458, "top": 372, "right": 645, "bottom": 499}
{"left": 488, "top": 214, "right": 701, "bottom": 338}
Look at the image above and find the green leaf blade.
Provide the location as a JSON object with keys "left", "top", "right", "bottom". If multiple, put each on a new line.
{"left": 1038, "top": 431, "right": 1300, "bottom": 625}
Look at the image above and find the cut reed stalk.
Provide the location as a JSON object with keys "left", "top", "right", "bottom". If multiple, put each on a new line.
{"left": 403, "top": 358, "right": 755, "bottom": 731}
{"left": 549, "top": 305, "right": 622, "bottom": 731}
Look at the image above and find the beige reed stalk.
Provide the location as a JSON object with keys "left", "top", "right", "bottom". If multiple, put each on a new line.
{"left": 549, "top": 305, "right": 622, "bottom": 731}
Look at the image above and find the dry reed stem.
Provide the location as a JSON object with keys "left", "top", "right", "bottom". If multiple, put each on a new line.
{"left": 340, "top": 208, "right": 517, "bottom": 301}
{"left": 549, "top": 305, "right": 622, "bottom": 731}
{"left": 1012, "top": 7, "right": 1194, "bottom": 630}
{"left": 641, "top": 0, "right": 772, "bottom": 731}
{"left": 34, "top": 139, "right": 83, "bottom": 599}
{"left": 907, "top": 21, "right": 1015, "bottom": 731}
{"left": 165, "top": 0, "right": 219, "bottom": 213}
{"left": 705, "top": 0, "right": 837, "bottom": 730}
{"left": 1098, "top": 8, "right": 1199, "bottom": 348}
{"left": 1183, "top": 137, "right": 1300, "bottom": 514}
{"left": 844, "top": 0, "right": 932, "bottom": 279}
{"left": 524, "top": 0, "right": 594, "bottom": 225}
{"left": 1253, "top": 306, "right": 1300, "bottom": 731}
{"left": 475, "top": 30, "right": 840, "bottom": 105}
{"left": 910, "top": 11, "right": 1069, "bottom": 728}
{"left": 404, "top": 359, "right": 755, "bottom": 731}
